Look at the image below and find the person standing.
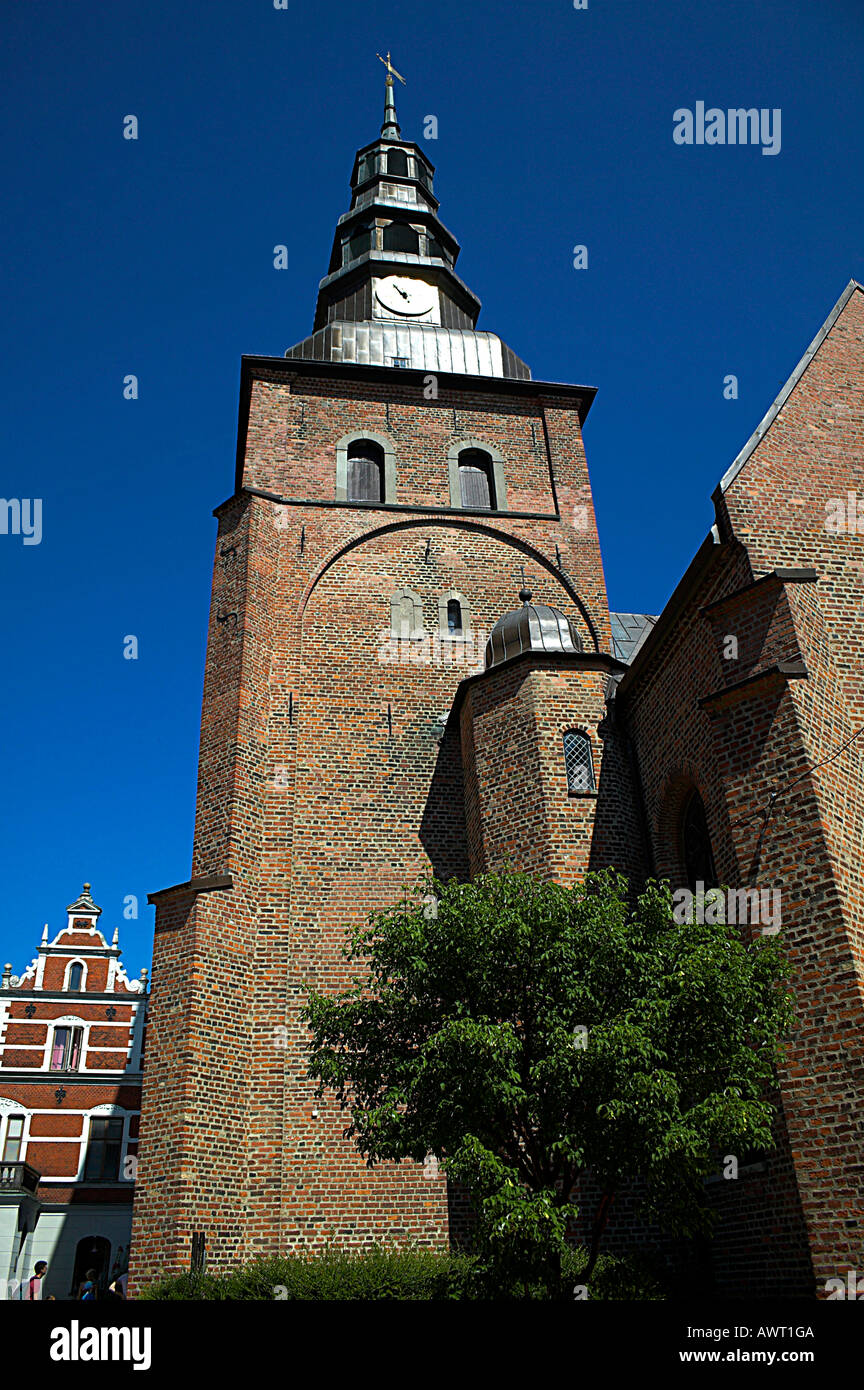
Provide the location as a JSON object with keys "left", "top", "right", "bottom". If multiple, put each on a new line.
{"left": 23, "top": 1261, "right": 48, "bottom": 1300}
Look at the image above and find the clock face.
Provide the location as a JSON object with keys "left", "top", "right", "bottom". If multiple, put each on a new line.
{"left": 375, "top": 275, "right": 437, "bottom": 317}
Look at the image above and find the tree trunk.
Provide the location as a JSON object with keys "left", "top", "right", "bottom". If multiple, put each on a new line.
{"left": 583, "top": 1190, "right": 614, "bottom": 1282}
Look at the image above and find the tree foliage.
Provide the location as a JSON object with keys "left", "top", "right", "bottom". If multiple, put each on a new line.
{"left": 305, "top": 870, "right": 792, "bottom": 1295}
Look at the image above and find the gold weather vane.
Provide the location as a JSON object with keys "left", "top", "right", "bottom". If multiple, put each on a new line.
{"left": 377, "top": 51, "right": 406, "bottom": 85}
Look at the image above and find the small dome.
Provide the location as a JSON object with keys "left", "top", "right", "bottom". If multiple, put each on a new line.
{"left": 485, "top": 590, "right": 583, "bottom": 668}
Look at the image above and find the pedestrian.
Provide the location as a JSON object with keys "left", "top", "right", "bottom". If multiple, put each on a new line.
{"left": 79, "top": 1267, "right": 98, "bottom": 1300}
{"left": 23, "top": 1261, "right": 47, "bottom": 1300}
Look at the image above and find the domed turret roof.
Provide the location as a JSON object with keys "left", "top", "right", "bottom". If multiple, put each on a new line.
{"left": 485, "top": 590, "right": 583, "bottom": 669}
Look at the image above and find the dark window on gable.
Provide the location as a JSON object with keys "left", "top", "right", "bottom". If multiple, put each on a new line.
{"left": 458, "top": 449, "right": 495, "bottom": 510}
{"left": 382, "top": 221, "right": 419, "bottom": 254}
{"left": 447, "top": 600, "right": 463, "bottom": 634}
{"left": 386, "top": 149, "right": 409, "bottom": 176}
{"left": 346, "top": 440, "right": 384, "bottom": 503}
{"left": 563, "top": 731, "right": 595, "bottom": 793}
{"left": 83, "top": 1118, "right": 124, "bottom": 1181}
{"left": 682, "top": 790, "right": 717, "bottom": 890}
{"left": 68, "top": 962, "right": 83, "bottom": 992}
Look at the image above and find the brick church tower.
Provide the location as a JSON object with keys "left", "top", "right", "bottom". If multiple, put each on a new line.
{"left": 129, "top": 70, "right": 633, "bottom": 1285}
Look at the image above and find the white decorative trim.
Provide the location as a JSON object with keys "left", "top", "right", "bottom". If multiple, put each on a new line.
{"left": 55, "top": 922, "right": 109, "bottom": 948}
{"left": 10, "top": 959, "right": 38, "bottom": 990}
{"left": 114, "top": 962, "right": 144, "bottom": 994}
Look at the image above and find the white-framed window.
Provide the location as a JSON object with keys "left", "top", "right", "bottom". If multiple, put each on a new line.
{"left": 50, "top": 1025, "right": 83, "bottom": 1072}
{"left": 83, "top": 1115, "right": 125, "bottom": 1181}
{"left": 77, "top": 1104, "right": 131, "bottom": 1184}
{"left": 65, "top": 959, "right": 86, "bottom": 992}
{"left": 1, "top": 1112, "right": 25, "bottom": 1162}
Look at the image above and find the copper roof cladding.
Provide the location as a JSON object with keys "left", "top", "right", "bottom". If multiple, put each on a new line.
{"left": 285, "top": 320, "right": 531, "bottom": 378}
{"left": 485, "top": 594, "right": 584, "bottom": 669}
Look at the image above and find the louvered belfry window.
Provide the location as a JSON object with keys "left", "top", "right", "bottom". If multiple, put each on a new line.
{"left": 386, "top": 149, "right": 409, "bottom": 176}
{"left": 382, "top": 221, "right": 419, "bottom": 254}
{"left": 563, "top": 731, "right": 595, "bottom": 793}
{"left": 458, "top": 449, "right": 495, "bottom": 510}
{"left": 346, "top": 440, "right": 384, "bottom": 503}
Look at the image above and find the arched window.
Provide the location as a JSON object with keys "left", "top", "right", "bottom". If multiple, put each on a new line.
{"left": 563, "top": 730, "right": 596, "bottom": 793}
{"left": 346, "top": 440, "right": 384, "bottom": 503}
{"left": 386, "top": 149, "right": 409, "bottom": 176}
{"left": 458, "top": 449, "right": 495, "bottom": 510}
{"left": 71, "top": 1235, "right": 112, "bottom": 1298}
{"left": 67, "top": 962, "right": 84, "bottom": 992}
{"left": 346, "top": 223, "right": 374, "bottom": 263}
{"left": 390, "top": 589, "right": 423, "bottom": 639}
{"left": 437, "top": 590, "right": 471, "bottom": 641}
{"left": 682, "top": 790, "right": 717, "bottom": 890}
{"left": 382, "top": 221, "right": 419, "bottom": 254}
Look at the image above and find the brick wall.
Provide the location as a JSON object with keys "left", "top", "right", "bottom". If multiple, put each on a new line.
{"left": 129, "top": 361, "right": 611, "bottom": 1286}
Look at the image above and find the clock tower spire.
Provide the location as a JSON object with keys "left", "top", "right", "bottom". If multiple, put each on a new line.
{"left": 286, "top": 58, "right": 530, "bottom": 379}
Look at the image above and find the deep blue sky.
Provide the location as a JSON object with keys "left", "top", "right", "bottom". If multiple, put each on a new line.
{"left": 2, "top": 0, "right": 862, "bottom": 972}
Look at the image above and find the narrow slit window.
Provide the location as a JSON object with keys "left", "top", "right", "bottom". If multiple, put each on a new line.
{"left": 68, "top": 962, "right": 83, "bottom": 992}
{"left": 447, "top": 600, "right": 463, "bottom": 634}
{"left": 682, "top": 790, "right": 717, "bottom": 891}
{"left": 563, "top": 731, "right": 595, "bottom": 793}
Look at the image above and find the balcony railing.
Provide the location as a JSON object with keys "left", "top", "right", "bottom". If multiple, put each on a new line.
{"left": 0, "top": 1161, "right": 40, "bottom": 1194}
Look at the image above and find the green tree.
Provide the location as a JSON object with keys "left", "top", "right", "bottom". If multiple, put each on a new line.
{"left": 305, "top": 869, "right": 792, "bottom": 1298}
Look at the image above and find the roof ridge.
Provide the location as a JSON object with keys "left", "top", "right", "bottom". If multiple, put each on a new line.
{"left": 716, "top": 278, "right": 863, "bottom": 497}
